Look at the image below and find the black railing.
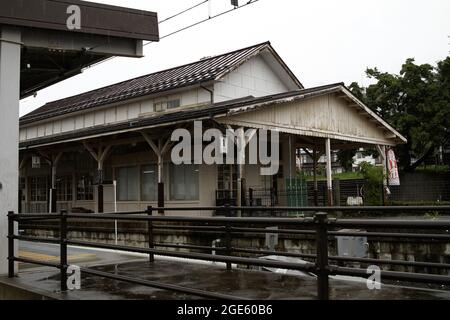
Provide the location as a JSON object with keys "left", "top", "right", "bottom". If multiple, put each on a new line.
{"left": 7, "top": 206, "right": 450, "bottom": 300}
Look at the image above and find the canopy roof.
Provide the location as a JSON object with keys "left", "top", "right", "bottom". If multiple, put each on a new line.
{"left": 0, "top": 0, "right": 159, "bottom": 98}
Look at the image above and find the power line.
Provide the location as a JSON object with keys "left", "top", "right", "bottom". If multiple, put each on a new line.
{"left": 83, "top": 1, "right": 261, "bottom": 69}
{"left": 151, "top": 0, "right": 260, "bottom": 44}
{"left": 159, "top": 0, "right": 209, "bottom": 24}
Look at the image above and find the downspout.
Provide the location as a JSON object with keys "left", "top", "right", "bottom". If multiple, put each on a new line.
{"left": 200, "top": 85, "right": 214, "bottom": 104}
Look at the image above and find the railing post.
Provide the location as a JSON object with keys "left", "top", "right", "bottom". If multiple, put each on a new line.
{"left": 225, "top": 223, "right": 232, "bottom": 271}
{"left": 224, "top": 204, "right": 230, "bottom": 217}
{"left": 7, "top": 211, "right": 15, "bottom": 278}
{"left": 314, "top": 212, "right": 329, "bottom": 300}
{"left": 147, "top": 206, "right": 154, "bottom": 263}
{"left": 60, "top": 209, "right": 68, "bottom": 292}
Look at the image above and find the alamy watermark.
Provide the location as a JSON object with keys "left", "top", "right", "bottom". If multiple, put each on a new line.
{"left": 66, "top": 5, "right": 81, "bottom": 30}
{"left": 171, "top": 121, "right": 280, "bottom": 175}
{"left": 67, "top": 265, "right": 81, "bottom": 290}
{"left": 366, "top": 265, "right": 381, "bottom": 290}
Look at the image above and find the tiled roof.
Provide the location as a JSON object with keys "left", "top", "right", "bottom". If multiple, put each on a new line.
{"left": 19, "top": 83, "right": 344, "bottom": 149}
{"left": 21, "top": 41, "right": 301, "bottom": 125}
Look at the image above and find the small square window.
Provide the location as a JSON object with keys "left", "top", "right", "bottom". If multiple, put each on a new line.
{"left": 154, "top": 101, "right": 167, "bottom": 112}
{"left": 167, "top": 99, "right": 180, "bottom": 109}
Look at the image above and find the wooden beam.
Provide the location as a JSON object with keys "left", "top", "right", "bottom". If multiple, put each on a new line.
{"left": 83, "top": 141, "right": 99, "bottom": 162}
{"left": 141, "top": 132, "right": 160, "bottom": 157}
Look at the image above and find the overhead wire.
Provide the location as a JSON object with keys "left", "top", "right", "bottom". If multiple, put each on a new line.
{"left": 146, "top": 0, "right": 260, "bottom": 45}
{"left": 158, "top": 0, "right": 209, "bottom": 25}
{"left": 89, "top": 0, "right": 261, "bottom": 67}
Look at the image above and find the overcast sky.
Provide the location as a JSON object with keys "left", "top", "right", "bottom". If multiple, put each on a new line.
{"left": 19, "top": 0, "right": 450, "bottom": 116}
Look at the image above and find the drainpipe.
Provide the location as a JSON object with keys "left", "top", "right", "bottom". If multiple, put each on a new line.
{"left": 200, "top": 85, "right": 214, "bottom": 104}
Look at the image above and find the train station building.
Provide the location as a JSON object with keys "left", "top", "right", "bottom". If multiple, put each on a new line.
{"left": 17, "top": 42, "right": 406, "bottom": 216}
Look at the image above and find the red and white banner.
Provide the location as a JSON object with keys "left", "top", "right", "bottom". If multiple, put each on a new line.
{"left": 387, "top": 149, "right": 400, "bottom": 186}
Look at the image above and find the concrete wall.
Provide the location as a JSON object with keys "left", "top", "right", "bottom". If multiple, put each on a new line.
{"left": 23, "top": 222, "right": 450, "bottom": 275}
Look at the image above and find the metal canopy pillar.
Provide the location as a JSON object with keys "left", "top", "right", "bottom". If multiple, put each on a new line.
{"left": 0, "top": 26, "right": 21, "bottom": 276}
{"left": 325, "top": 138, "right": 333, "bottom": 206}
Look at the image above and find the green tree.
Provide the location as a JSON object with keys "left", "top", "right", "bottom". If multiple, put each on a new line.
{"left": 360, "top": 162, "right": 383, "bottom": 206}
{"left": 336, "top": 149, "right": 356, "bottom": 172}
{"left": 349, "top": 56, "right": 450, "bottom": 171}
{"left": 336, "top": 148, "right": 379, "bottom": 172}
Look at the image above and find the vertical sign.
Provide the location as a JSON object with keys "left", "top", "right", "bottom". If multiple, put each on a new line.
{"left": 387, "top": 149, "right": 400, "bottom": 186}
{"left": 32, "top": 156, "right": 41, "bottom": 169}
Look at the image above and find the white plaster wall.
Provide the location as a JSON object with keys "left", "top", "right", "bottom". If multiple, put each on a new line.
{"left": 214, "top": 55, "right": 289, "bottom": 103}
{"left": 20, "top": 87, "right": 212, "bottom": 142}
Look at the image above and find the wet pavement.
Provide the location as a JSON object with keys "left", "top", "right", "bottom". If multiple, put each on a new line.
{"left": 5, "top": 252, "right": 450, "bottom": 300}
{"left": 18, "top": 241, "right": 137, "bottom": 270}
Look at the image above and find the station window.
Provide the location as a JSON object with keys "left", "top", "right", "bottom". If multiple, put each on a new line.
{"left": 30, "top": 176, "right": 48, "bottom": 202}
{"left": 57, "top": 176, "right": 73, "bottom": 201}
{"left": 19, "top": 177, "right": 26, "bottom": 201}
{"left": 167, "top": 98, "right": 180, "bottom": 109}
{"left": 117, "top": 166, "right": 139, "bottom": 201}
{"left": 169, "top": 164, "right": 199, "bottom": 201}
{"left": 77, "top": 174, "right": 94, "bottom": 201}
{"left": 141, "top": 165, "right": 157, "bottom": 201}
{"left": 154, "top": 97, "right": 181, "bottom": 112}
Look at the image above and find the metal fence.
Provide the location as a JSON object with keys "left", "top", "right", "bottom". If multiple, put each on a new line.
{"left": 7, "top": 206, "right": 450, "bottom": 300}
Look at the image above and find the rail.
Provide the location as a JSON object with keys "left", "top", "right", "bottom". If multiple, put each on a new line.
{"left": 7, "top": 205, "right": 450, "bottom": 300}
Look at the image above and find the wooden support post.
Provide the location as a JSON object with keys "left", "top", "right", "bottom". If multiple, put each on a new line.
{"left": 234, "top": 127, "right": 256, "bottom": 217}
{"left": 83, "top": 142, "right": 112, "bottom": 213}
{"left": 325, "top": 138, "right": 333, "bottom": 206}
{"left": 142, "top": 132, "right": 171, "bottom": 215}
{"left": 39, "top": 151, "right": 63, "bottom": 213}
{"left": 313, "top": 144, "right": 319, "bottom": 206}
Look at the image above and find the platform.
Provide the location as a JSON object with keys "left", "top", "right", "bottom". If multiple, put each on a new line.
{"left": 1, "top": 244, "right": 449, "bottom": 300}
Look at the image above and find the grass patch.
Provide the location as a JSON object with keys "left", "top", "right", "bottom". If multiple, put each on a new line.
{"left": 415, "top": 165, "right": 449, "bottom": 173}
{"left": 303, "top": 171, "right": 364, "bottom": 182}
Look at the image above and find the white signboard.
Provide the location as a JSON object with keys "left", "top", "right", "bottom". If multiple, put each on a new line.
{"left": 387, "top": 149, "right": 400, "bottom": 186}
{"left": 32, "top": 156, "right": 41, "bottom": 169}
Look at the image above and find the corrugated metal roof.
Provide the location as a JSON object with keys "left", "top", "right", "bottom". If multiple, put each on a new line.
{"left": 21, "top": 41, "right": 300, "bottom": 125}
